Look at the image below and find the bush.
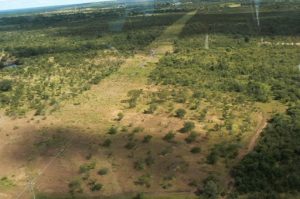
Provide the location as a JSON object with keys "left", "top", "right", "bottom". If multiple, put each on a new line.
{"left": 116, "top": 112, "right": 124, "bottom": 121}
{"left": 163, "top": 131, "right": 175, "bottom": 142}
{"left": 134, "top": 160, "right": 145, "bottom": 171}
{"left": 97, "top": 168, "right": 109, "bottom": 175}
{"left": 79, "top": 162, "right": 96, "bottom": 174}
{"left": 0, "top": 80, "right": 12, "bottom": 92}
{"left": 133, "top": 193, "right": 145, "bottom": 199}
{"left": 108, "top": 126, "right": 118, "bottom": 135}
{"left": 102, "top": 139, "right": 112, "bottom": 147}
{"left": 125, "top": 141, "right": 136, "bottom": 150}
{"left": 144, "top": 103, "right": 157, "bottom": 114}
{"left": 142, "top": 135, "right": 152, "bottom": 143}
{"left": 135, "top": 174, "right": 151, "bottom": 188}
{"left": 190, "top": 146, "right": 201, "bottom": 154}
{"left": 68, "top": 180, "right": 82, "bottom": 194}
{"left": 202, "top": 180, "right": 219, "bottom": 199}
{"left": 180, "top": 121, "right": 195, "bottom": 133}
{"left": 90, "top": 181, "right": 103, "bottom": 192}
{"left": 175, "top": 108, "right": 186, "bottom": 118}
{"left": 185, "top": 131, "right": 198, "bottom": 143}
{"left": 206, "top": 151, "right": 218, "bottom": 165}
{"left": 145, "top": 152, "right": 155, "bottom": 166}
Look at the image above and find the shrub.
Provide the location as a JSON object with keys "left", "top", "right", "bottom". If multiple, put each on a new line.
{"left": 97, "top": 168, "right": 109, "bottom": 175}
{"left": 185, "top": 131, "right": 198, "bottom": 143}
{"left": 0, "top": 80, "right": 12, "bottom": 92}
{"left": 202, "top": 180, "right": 219, "bottom": 199}
{"left": 142, "top": 135, "right": 152, "bottom": 143}
{"left": 190, "top": 147, "right": 201, "bottom": 154}
{"left": 134, "top": 160, "right": 145, "bottom": 171}
{"left": 102, "top": 139, "right": 112, "bottom": 147}
{"left": 175, "top": 108, "right": 186, "bottom": 118}
{"left": 206, "top": 151, "right": 218, "bottom": 165}
{"left": 135, "top": 174, "right": 151, "bottom": 188}
{"left": 68, "top": 180, "right": 82, "bottom": 194}
{"left": 145, "top": 152, "right": 155, "bottom": 166}
{"left": 90, "top": 183, "right": 103, "bottom": 191}
{"left": 116, "top": 112, "right": 124, "bottom": 121}
{"left": 163, "top": 131, "right": 175, "bottom": 142}
{"left": 144, "top": 103, "right": 157, "bottom": 114}
{"left": 132, "top": 126, "right": 144, "bottom": 133}
{"left": 79, "top": 162, "right": 96, "bottom": 174}
{"left": 108, "top": 126, "right": 118, "bottom": 135}
{"left": 180, "top": 121, "right": 195, "bottom": 133}
{"left": 133, "top": 193, "right": 145, "bottom": 199}
{"left": 125, "top": 141, "right": 136, "bottom": 150}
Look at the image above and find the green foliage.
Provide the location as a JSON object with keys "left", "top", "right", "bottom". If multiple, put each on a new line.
{"left": 190, "top": 146, "right": 201, "bottom": 154}
{"left": 132, "top": 126, "right": 144, "bottom": 134}
{"left": 202, "top": 180, "right": 219, "bottom": 199}
{"left": 150, "top": 8, "right": 300, "bottom": 106}
{"left": 142, "top": 135, "right": 153, "bottom": 143}
{"left": 108, "top": 126, "right": 118, "bottom": 135}
{"left": 180, "top": 121, "right": 195, "bottom": 133}
{"left": 0, "top": 176, "right": 14, "bottom": 188}
{"left": 144, "top": 103, "right": 158, "bottom": 114}
{"left": 175, "top": 108, "right": 186, "bottom": 118}
{"left": 185, "top": 131, "right": 198, "bottom": 143}
{"left": 207, "top": 141, "right": 240, "bottom": 164}
{"left": 132, "top": 193, "right": 145, "bottom": 199}
{"left": 163, "top": 131, "right": 176, "bottom": 142}
{"left": 0, "top": 80, "right": 12, "bottom": 92}
{"left": 116, "top": 112, "right": 124, "bottom": 121}
{"left": 135, "top": 174, "right": 151, "bottom": 188}
{"left": 232, "top": 104, "right": 300, "bottom": 194}
{"left": 128, "top": 89, "right": 143, "bottom": 108}
{"left": 134, "top": 160, "right": 145, "bottom": 171}
{"left": 0, "top": 9, "right": 184, "bottom": 115}
{"left": 125, "top": 141, "right": 136, "bottom": 150}
{"left": 247, "top": 81, "right": 270, "bottom": 102}
{"left": 206, "top": 151, "right": 218, "bottom": 165}
{"left": 68, "top": 180, "right": 83, "bottom": 194}
{"left": 97, "top": 168, "right": 109, "bottom": 176}
{"left": 79, "top": 162, "right": 96, "bottom": 174}
{"left": 88, "top": 179, "right": 103, "bottom": 192}
{"left": 102, "top": 138, "right": 112, "bottom": 147}
{"left": 145, "top": 151, "right": 155, "bottom": 167}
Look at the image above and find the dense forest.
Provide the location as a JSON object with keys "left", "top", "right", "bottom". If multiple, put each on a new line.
{"left": 232, "top": 104, "right": 300, "bottom": 197}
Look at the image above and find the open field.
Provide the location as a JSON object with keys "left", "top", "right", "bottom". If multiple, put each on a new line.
{"left": 0, "top": 1, "right": 299, "bottom": 199}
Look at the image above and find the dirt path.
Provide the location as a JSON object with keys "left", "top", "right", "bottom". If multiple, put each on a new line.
{"left": 223, "top": 113, "right": 268, "bottom": 198}
{"left": 0, "top": 11, "right": 197, "bottom": 199}
{"left": 237, "top": 113, "right": 267, "bottom": 160}
{"left": 52, "top": 10, "right": 197, "bottom": 129}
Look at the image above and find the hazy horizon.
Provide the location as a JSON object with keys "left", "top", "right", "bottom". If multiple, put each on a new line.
{"left": 0, "top": 0, "right": 112, "bottom": 11}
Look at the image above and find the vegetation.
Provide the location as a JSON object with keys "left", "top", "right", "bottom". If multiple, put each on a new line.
{"left": 1, "top": 1, "right": 299, "bottom": 199}
{"left": 180, "top": 121, "right": 195, "bottom": 133}
{"left": 175, "top": 108, "right": 186, "bottom": 118}
{"left": 232, "top": 104, "right": 300, "bottom": 196}
{"left": 97, "top": 168, "right": 109, "bottom": 176}
{"left": 0, "top": 6, "right": 184, "bottom": 116}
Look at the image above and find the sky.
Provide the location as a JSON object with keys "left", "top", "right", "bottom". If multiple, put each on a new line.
{"left": 0, "top": 0, "right": 108, "bottom": 11}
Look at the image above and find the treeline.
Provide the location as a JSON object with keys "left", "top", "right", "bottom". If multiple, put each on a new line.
{"left": 232, "top": 103, "right": 300, "bottom": 197}
{"left": 180, "top": 7, "right": 300, "bottom": 37}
